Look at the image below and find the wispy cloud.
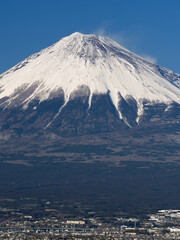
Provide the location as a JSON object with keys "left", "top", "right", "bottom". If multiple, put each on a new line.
{"left": 94, "top": 27, "right": 106, "bottom": 36}
{"left": 140, "top": 54, "right": 157, "bottom": 64}
{"left": 94, "top": 28, "right": 125, "bottom": 46}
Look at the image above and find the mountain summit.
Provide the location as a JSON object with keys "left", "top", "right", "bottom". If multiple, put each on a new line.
{"left": 0, "top": 32, "right": 179, "bottom": 134}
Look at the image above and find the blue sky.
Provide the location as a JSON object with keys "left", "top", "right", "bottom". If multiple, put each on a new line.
{"left": 0, "top": 0, "right": 180, "bottom": 74}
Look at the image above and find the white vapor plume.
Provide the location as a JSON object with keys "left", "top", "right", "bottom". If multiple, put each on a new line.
{"left": 141, "top": 54, "right": 157, "bottom": 64}
{"left": 94, "top": 28, "right": 126, "bottom": 46}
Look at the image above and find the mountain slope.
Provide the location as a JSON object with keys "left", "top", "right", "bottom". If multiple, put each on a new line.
{"left": 0, "top": 32, "right": 179, "bottom": 133}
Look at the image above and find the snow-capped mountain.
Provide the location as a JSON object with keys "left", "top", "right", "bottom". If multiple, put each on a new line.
{"left": 0, "top": 32, "right": 179, "bottom": 134}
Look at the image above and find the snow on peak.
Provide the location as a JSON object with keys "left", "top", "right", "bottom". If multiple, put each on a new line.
{"left": 0, "top": 32, "right": 180, "bottom": 122}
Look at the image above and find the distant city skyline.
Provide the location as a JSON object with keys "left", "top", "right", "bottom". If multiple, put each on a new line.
{"left": 1, "top": 0, "right": 180, "bottom": 74}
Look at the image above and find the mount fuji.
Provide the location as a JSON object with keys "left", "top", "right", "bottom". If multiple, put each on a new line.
{"left": 0, "top": 32, "right": 179, "bottom": 136}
